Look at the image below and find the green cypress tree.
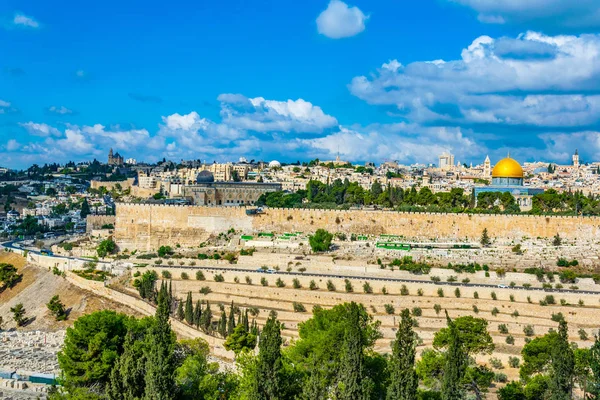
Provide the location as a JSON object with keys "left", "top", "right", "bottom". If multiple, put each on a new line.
{"left": 442, "top": 312, "right": 466, "bottom": 400}
{"left": 200, "top": 302, "right": 212, "bottom": 332}
{"left": 193, "top": 300, "right": 202, "bottom": 327}
{"left": 589, "top": 335, "right": 600, "bottom": 399}
{"left": 387, "top": 308, "right": 418, "bottom": 400}
{"left": 228, "top": 301, "right": 236, "bottom": 336}
{"left": 244, "top": 309, "right": 250, "bottom": 331}
{"left": 80, "top": 198, "right": 91, "bottom": 218}
{"left": 177, "top": 301, "right": 184, "bottom": 321}
{"left": 219, "top": 311, "right": 227, "bottom": 338}
{"left": 144, "top": 283, "right": 177, "bottom": 400}
{"left": 184, "top": 292, "right": 193, "bottom": 324}
{"left": 255, "top": 314, "right": 284, "bottom": 399}
{"left": 548, "top": 320, "right": 575, "bottom": 400}
{"left": 336, "top": 302, "right": 369, "bottom": 400}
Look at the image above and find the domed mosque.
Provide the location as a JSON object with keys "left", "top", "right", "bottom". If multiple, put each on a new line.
{"left": 474, "top": 154, "right": 543, "bottom": 211}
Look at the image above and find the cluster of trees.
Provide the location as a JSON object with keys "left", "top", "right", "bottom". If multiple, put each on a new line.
{"left": 498, "top": 319, "right": 600, "bottom": 400}
{"left": 97, "top": 238, "right": 117, "bottom": 258}
{"left": 257, "top": 179, "right": 600, "bottom": 215}
{"left": 54, "top": 294, "right": 595, "bottom": 400}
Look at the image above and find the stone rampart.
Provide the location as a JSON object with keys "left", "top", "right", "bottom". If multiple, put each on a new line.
{"left": 86, "top": 215, "right": 116, "bottom": 232}
{"left": 114, "top": 203, "right": 600, "bottom": 250}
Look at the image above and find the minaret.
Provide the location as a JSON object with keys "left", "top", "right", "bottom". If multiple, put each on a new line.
{"left": 483, "top": 155, "right": 491, "bottom": 177}
{"left": 573, "top": 149, "right": 579, "bottom": 168}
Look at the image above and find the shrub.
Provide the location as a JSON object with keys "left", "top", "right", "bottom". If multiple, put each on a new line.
{"left": 494, "top": 373, "right": 508, "bottom": 383}
{"left": 293, "top": 302, "right": 306, "bottom": 312}
{"left": 412, "top": 307, "right": 422, "bottom": 317}
{"left": 275, "top": 278, "right": 285, "bottom": 288}
{"left": 261, "top": 277, "right": 268, "bottom": 286}
{"left": 382, "top": 286, "right": 388, "bottom": 295}
{"left": 579, "top": 299, "right": 585, "bottom": 307}
{"left": 523, "top": 283, "right": 532, "bottom": 289}
{"left": 496, "top": 268, "right": 506, "bottom": 277}
{"left": 292, "top": 278, "right": 301, "bottom": 289}
{"left": 498, "top": 324, "right": 509, "bottom": 334}
{"left": 363, "top": 282, "right": 373, "bottom": 294}
{"left": 344, "top": 279, "right": 353, "bottom": 293}
{"left": 437, "top": 288, "right": 444, "bottom": 297}
{"left": 308, "top": 229, "right": 333, "bottom": 252}
{"left": 431, "top": 304, "right": 442, "bottom": 315}
{"left": 195, "top": 271, "right": 205, "bottom": 280}
{"left": 199, "top": 286, "right": 211, "bottom": 295}
{"left": 523, "top": 325, "right": 534, "bottom": 336}
{"left": 511, "top": 310, "right": 520, "bottom": 318}
{"left": 462, "top": 278, "right": 470, "bottom": 284}
{"left": 167, "top": 261, "right": 174, "bottom": 266}
{"left": 161, "top": 270, "right": 171, "bottom": 279}
{"left": 472, "top": 305, "right": 479, "bottom": 314}
{"left": 245, "top": 276, "right": 252, "bottom": 285}
{"left": 214, "top": 274, "right": 225, "bottom": 282}
{"left": 417, "top": 288, "right": 424, "bottom": 296}
{"left": 506, "top": 335, "right": 515, "bottom": 345}
{"left": 430, "top": 276, "right": 441, "bottom": 283}
{"left": 509, "top": 281, "right": 516, "bottom": 287}
{"left": 473, "top": 291, "right": 479, "bottom": 299}
{"left": 326, "top": 280, "right": 336, "bottom": 291}
{"left": 454, "top": 288, "right": 461, "bottom": 298}
{"left": 527, "top": 296, "right": 532, "bottom": 303}
{"left": 579, "top": 329, "right": 589, "bottom": 340}
{"left": 309, "top": 280, "right": 318, "bottom": 290}
{"left": 198, "top": 253, "right": 208, "bottom": 260}
{"left": 551, "top": 312, "right": 565, "bottom": 323}
{"left": 133, "top": 271, "right": 141, "bottom": 277}
{"left": 489, "top": 358, "right": 504, "bottom": 369}
{"left": 400, "top": 285, "right": 409, "bottom": 296}
{"left": 508, "top": 357, "right": 520, "bottom": 368}
{"left": 545, "top": 295, "right": 556, "bottom": 305}
{"left": 491, "top": 307, "right": 499, "bottom": 316}
{"left": 384, "top": 304, "right": 395, "bottom": 315}
{"left": 509, "top": 295, "right": 515, "bottom": 302}
{"left": 446, "top": 275, "right": 457, "bottom": 283}
{"left": 180, "top": 272, "right": 189, "bottom": 280}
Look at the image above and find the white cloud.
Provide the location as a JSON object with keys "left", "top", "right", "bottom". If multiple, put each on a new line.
{"left": 48, "top": 106, "right": 74, "bottom": 115}
{"left": 19, "top": 122, "right": 62, "bottom": 137}
{"left": 162, "top": 112, "right": 208, "bottom": 131}
{"left": 5, "top": 140, "right": 20, "bottom": 151}
{"left": 301, "top": 124, "right": 485, "bottom": 164}
{"left": 0, "top": 100, "right": 18, "bottom": 114}
{"left": 13, "top": 13, "right": 39, "bottom": 28}
{"left": 316, "top": 0, "right": 368, "bottom": 39}
{"left": 449, "top": 0, "right": 600, "bottom": 29}
{"left": 349, "top": 32, "right": 600, "bottom": 128}
{"left": 219, "top": 94, "right": 338, "bottom": 134}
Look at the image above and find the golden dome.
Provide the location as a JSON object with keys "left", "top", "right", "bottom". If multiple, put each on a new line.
{"left": 492, "top": 157, "right": 523, "bottom": 178}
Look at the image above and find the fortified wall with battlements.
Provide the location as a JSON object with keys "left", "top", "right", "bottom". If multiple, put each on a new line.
{"left": 114, "top": 203, "right": 600, "bottom": 251}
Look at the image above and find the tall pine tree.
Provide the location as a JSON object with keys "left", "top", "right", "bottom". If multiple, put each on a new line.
{"left": 228, "top": 301, "right": 236, "bottom": 336}
{"left": 200, "top": 302, "right": 212, "bottom": 333}
{"left": 335, "top": 302, "right": 370, "bottom": 400}
{"left": 387, "top": 308, "right": 418, "bottom": 400}
{"left": 442, "top": 312, "right": 466, "bottom": 400}
{"left": 548, "top": 320, "right": 575, "bottom": 400}
{"left": 144, "top": 283, "right": 177, "bottom": 400}
{"left": 219, "top": 311, "right": 227, "bottom": 338}
{"left": 589, "top": 335, "right": 600, "bottom": 399}
{"left": 184, "top": 292, "right": 193, "bottom": 325}
{"left": 255, "top": 314, "right": 284, "bottom": 399}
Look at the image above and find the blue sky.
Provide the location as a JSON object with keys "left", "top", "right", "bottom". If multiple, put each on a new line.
{"left": 2, "top": 0, "right": 600, "bottom": 168}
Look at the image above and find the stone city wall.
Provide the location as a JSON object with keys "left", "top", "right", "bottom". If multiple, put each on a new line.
{"left": 86, "top": 215, "right": 116, "bottom": 232}
{"left": 89, "top": 178, "right": 135, "bottom": 191}
{"left": 114, "top": 203, "right": 600, "bottom": 250}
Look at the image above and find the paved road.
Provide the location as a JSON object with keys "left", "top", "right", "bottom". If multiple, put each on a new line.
{"left": 2, "top": 239, "right": 109, "bottom": 265}
{"left": 4, "top": 239, "right": 599, "bottom": 296}
{"left": 148, "top": 263, "right": 600, "bottom": 296}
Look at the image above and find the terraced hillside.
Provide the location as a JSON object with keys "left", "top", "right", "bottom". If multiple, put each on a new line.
{"left": 130, "top": 263, "right": 600, "bottom": 381}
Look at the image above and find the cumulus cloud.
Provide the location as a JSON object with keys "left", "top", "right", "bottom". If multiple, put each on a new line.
{"left": 218, "top": 94, "right": 338, "bottom": 134}
{"left": 316, "top": 0, "right": 368, "bottom": 39}
{"left": 0, "top": 100, "right": 19, "bottom": 115}
{"left": 48, "top": 106, "right": 75, "bottom": 115}
{"left": 19, "top": 122, "right": 62, "bottom": 137}
{"left": 449, "top": 0, "right": 600, "bottom": 30}
{"left": 13, "top": 13, "right": 39, "bottom": 28}
{"left": 300, "top": 123, "right": 485, "bottom": 164}
{"left": 349, "top": 32, "right": 600, "bottom": 128}
{"left": 5, "top": 140, "right": 20, "bottom": 151}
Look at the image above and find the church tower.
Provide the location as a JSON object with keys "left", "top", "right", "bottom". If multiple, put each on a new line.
{"left": 108, "top": 148, "right": 114, "bottom": 165}
{"left": 483, "top": 155, "right": 491, "bottom": 177}
{"left": 573, "top": 149, "right": 579, "bottom": 168}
